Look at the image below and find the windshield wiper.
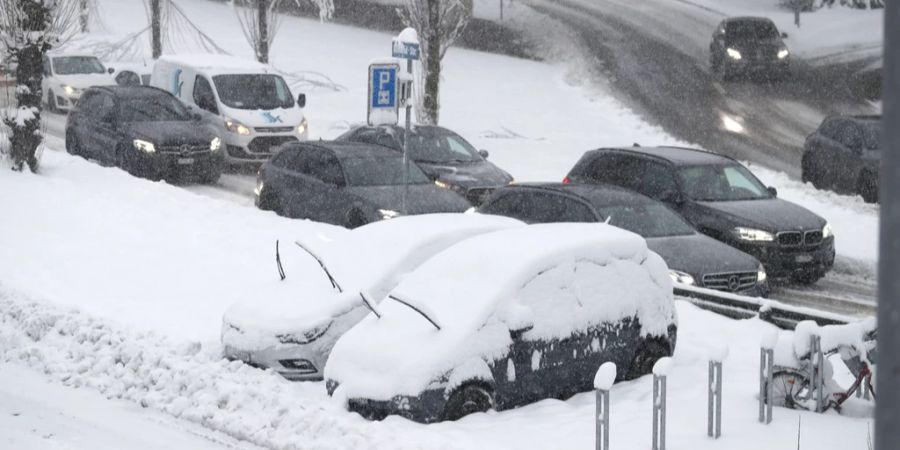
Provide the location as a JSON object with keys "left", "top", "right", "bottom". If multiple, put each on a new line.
{"left": 358, "top": 292, "right": 381, "bottom": 318}
{"left": 386, "top": 294, "right": 442, "bottom": 331}
{"left": 294, "top": 240, "right": 343, "bottom": 293}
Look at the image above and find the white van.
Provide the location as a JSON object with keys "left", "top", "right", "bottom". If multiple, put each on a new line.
{"left": 150, "top": 54, "right": 307, "bottom": 165}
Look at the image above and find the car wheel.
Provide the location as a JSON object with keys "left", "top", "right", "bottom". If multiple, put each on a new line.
{"left": 257, "top": 188, "right": 278, "bottom": 211}
{"left": 443, "top": 383, "right": 494, "bottom": 421}
{"left": 65, "top": 130, "right": 80, "bottom": 157}
{"left": 345, "top": 208, "right": 368, "bottom": 229}
{"left": 627, "top": 338, "right": 670, "bottom": 380}
{"left": 791, "top": 270, "right": 824, "bottom": 286}
{"left": 857, "top": 171, "right": 878, "bottom": 204}
{"left": 765, "top": 369, "right": 811, "bottom": 410}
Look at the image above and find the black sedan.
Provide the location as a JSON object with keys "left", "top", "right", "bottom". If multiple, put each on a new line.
{"left": 802, "top": 115, "right": 881, "bottom": 203}
{"left": 65, "top": 86, "right": 222, "bottom": 183}
{"left": 255, "top": 141, "right": 472, "bottom": 228}
{"left": 565, "top": 146, "right": 835, "bottom": 284}
{"left": 710, "top": 17, "right": 790, "bottom": 80}
{"left": 479, "top": 183, "right": 769, "bottom": 296}
{"left": 337, "top": 124, "right": 514, "bottom": 204}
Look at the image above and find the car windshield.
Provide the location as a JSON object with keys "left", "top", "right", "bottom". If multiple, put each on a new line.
{"left": 678, "top": 164, "right": 771, "bottom": 201}
{"left": 120, "top": 95, "right": 191, "bottom": 122}
{"left": 402, "top": 128, "right": 482, "bottom": 163}
{"left": 212, "top": 74, "right": 294, "bottom": 110}
{"left": 861, "top": 122, "right": 881, "bottom": 150}
{"left": 53, "top": 56, "right": 105, "bottom": 75}
{"left": 726, "top": 21, "right": 778, "bottom": 40}
{"left": 342, "top": 157, "right": 431, "bottom": 186}
{"left": 595, "top": 202, "right": 695, "bottom": 238}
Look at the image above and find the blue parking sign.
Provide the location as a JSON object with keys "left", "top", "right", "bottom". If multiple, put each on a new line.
{"left": 368, "top": 63, "right": 400, "bottom": 126}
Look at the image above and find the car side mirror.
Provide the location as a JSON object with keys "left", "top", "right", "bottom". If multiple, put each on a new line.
{"left": 297, "top": 93, "right": 306, "bottom": 108}
{"left": 107, "top": 67, "right": 115, "bottom": 74}
{"left": 479, "top": 149, "right": 489, "bottom": 159}
{"left": 781, "top": 32, "right": 789, "bottom": 39}
{"left": 767, "top": 186, "right": 778, "bottom": 197}
{"left": 509, "top": 324, "right": 534, "bottom": 340}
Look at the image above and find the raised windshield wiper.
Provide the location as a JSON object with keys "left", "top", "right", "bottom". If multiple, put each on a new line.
{"left": 294, "top": 240, "right": 343, "bottom": 293}
{"left": 358, "top": 292, "right": 381, "bottom": 318}
{"left": 386, "top": 294, "right": 442, "bottom": 331}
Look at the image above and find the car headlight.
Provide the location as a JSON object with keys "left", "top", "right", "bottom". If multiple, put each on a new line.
{"left": 209, "top": 137, "right": 222, "bottom": 152}
{"left": 254, "top": 180, "right": 264, "bottom": 197}
{"left": 276, "top": 322, "right": 332, "bottom": 345}
{"left": 777, "top": 48, "right": 790, "bottom": 60}
{"left": 224, "top": 118, "right": 251, "bottom": 136}
{"left": 757, "top": 264, "right": 767, "bottom": 283}
{"left": 379, "top": 209, "right": 400, "bottom": 220}
{"left": 726, "top": 48, "right": 742, "bottom": 60}
{"left": 133, "top": 139, "right": 156, "bottom": 153}
{"left": 669, "top": 270, "right": 696, "bottom": 286}
{"left": 822, "top": 223, "right": 833, "bottom": 239}
{"left": 296, "top": 118, "right": 308, "bottom": 135}
{"left": 62, "top": 85, "right": 76, "bottom": 96}
{"left": 733, "top": 227, "right": 774, "bottom": 242}
{"left": 434, "top": 179, "right": 451, "bottom": 189}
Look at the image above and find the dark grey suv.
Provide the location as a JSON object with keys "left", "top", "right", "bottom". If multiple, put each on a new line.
{"left": 565, "top": 146, "right": 834, "bottom": 284}
{"left": 710, "top": 17, "right": 790, "bottom": 80}
{"left": 802, "top": 115, "right": 881, "bottom": 203}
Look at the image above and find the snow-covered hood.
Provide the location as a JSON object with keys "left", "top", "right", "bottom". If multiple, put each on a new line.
{"left": 220, "top": 104, "right": 305, "bottom": 128}
{"left": 325, "top": 223, "right": 676, "bottom": 400}
{"left": 127, "top": 121, "right": 217, "bottom": 147}
{"left": 53, "top": 73, "right": 114, "bottom": 89}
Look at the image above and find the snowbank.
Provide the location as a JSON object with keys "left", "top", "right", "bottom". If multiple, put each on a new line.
{"left": 326, "top": 223, "right": 675, "bottom": 400}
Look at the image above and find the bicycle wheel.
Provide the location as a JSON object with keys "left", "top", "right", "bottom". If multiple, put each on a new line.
{"left": 767, "top": 369, "right": 811, "bottom": 410}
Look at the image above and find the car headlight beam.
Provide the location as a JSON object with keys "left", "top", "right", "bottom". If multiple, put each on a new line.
{"left": 62, "top": 85, "right": 76, "bottom": 96}
{"left": 669, "top": 270, "right": 696, "bottom": 286}
{"left": 296, "top": 118, "right": 308, "bottom": 135}
{"left": 210, "top": 137, "right": 222, "bottom": 152}
{"left": 733, "top": 227, "right": 775, "bottom": 242}
{"left": 224, "top": 118, "right": 252, "bottom": 136}
{"left": 757, "top": 264, "right": 767, "bottom": 283}
{"left": 777, "top": 48, "right": 790, "bottom": 60}
{"left": 822, "top": 222, "right": 833, "bottom": 239}
{"left": 133, "top": 139, "right": 156, "bottom": 153}
{"left": 726, "top": 48, "right": 742, "bottom": 60}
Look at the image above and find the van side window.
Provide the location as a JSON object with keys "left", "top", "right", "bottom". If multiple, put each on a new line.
{"left": 193, "top": 76, "right": 218, "bottom": 114}
{"left": 42, "top": 57, "right": 52, "bottom": 76}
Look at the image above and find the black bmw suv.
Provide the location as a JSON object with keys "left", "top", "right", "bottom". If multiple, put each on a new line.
{"left": 565, "top": 146, "right": 834, "bottom": 284}
{"left": 710, "top": 17, "right": 790, "bottom": 80}
{"left": 65, "top": 86, "right": 223, "bottom": 183}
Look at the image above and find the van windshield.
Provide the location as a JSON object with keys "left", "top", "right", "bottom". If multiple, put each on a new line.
{"left": 212, "top": 74, "right": 294, "bottom": 110}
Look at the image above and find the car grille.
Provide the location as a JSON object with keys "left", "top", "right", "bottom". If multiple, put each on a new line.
{"left": 702, "top": 271, "right": 758, "bottom": 292}
{"left": 777, "top": 230, "right": 823, "bottom": 247}
{"left": 255, "top": 126, "right": 295, "bottom": 133}
{"left": 804, "top": 230, "right": 823, "bottom": 246}
{"left": 158, "top": 143, "right": 210, "bottom": 156}
{"left": 247, "top": 136, "right": 298, "bottom": 154}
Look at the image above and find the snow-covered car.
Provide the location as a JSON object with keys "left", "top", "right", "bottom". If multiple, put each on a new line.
{"left": 41, "top": 53, "right": 115, "bottom": 112}
{"left": 325, "top": 223, "right": 677, "bottom": 423}
{"left": 221, "top": 213, "right": 524, "bottom": 381}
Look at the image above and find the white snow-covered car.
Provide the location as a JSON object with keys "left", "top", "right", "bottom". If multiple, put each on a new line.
{"left": 41, "top": 53, "right": 114, "bottom": 112}
{"left": 325, "top": 223, "right": 678, "bottom": 423}
{"left": 221, "top": 213, "right": 524, "bottom": 381}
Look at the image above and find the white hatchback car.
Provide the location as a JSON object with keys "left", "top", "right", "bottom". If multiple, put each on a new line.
{"left": 221, "top": 213, "right": 524, "bottom": 380}
{"left": 41, "top": 53, "right": 114, "bottom": 112}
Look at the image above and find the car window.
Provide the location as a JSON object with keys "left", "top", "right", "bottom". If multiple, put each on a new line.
{"left": 818, "top": 118, "right": 841, "bottom": 140}
{"left": 95, "top": 93, "right": 116, "bottom": 122}
{"left": 341, "top": 156, "right": 431, "bottom": 186}
{"left": 212, "top": 74, "right": 294, "bottom": 110}
{"left": 52, "top": 56, "right": 105, "bottom": 75}
{"left": 116, "top": 71, "right": 142, "bottom": 87}
{"left": 308, "top": 150, "right": 345, "bottom": 186}
{"left": 586, "top": 154, "right": 643, "bottom": 190}
{"left": 836, "top": 122, "right": 863, "bottom": 150}
{"left": 726, "top": 21, "right": 778, "bottom": 40}
{"left": 403, "top": 128, "right": 482, "bottom": 163}
{"left": 595, "top": 202, "right": 695, "bottom": 238}
{"left": 485, "top": 191, "right": 596, "bottom": 224}
{"left": 678, "top": 164, "right": 770, "bottom": 201}
{"left": 75, "top": 91, "right": 100, "bottom": 115}
{"left": 272, "top": 147, "right": 303, "bottom": 171}
{"left": 119, "top": 94, "right": 191, "bottom": 122}
{"left": 374, "top": 132, "right": 399, "bottom": 150}
{"left": 479, "top": 192, "right": 525, "bottom": 218}
{"left": 193, "top": 76, "right": 218, "bottom": 114}
{"left": 636, "top": 160, "right": 678, "bottom": 200}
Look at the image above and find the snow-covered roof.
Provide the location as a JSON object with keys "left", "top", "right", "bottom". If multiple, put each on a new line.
{"left": 326, "top": 223, "right": 675, "bottom": 399}
{"left": 156, "top": 53, "right": 274, "bottom": 76}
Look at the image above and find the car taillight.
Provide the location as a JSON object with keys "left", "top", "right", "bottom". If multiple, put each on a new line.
{"left": 562, "top": 176, "right": 570, "bottom": 184}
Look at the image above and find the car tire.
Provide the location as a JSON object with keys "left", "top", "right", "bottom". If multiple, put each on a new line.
{"left": 257, "top": 188, "right": 278, "bottom": 211}
{"left": 857, "top": 171, "right": 878, "bottom": 204}
{"left": 791, "top": 270, "right": 824, "bottom": 286}
{"left": 345, "top": 208, "right": 368, "bottom": 229}
{"left": 627, "top": 338, "right": 671, "bottom": 380}
{"left": 443, "top": 383, "right": 494, "bottom": 421}
{"left": 65, "top": 130, "right": 81, "bottom": 157}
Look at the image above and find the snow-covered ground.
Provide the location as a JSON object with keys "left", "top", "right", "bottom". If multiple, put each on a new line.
{"left": 0, "top": 0, "right": 880, "bottom": 447}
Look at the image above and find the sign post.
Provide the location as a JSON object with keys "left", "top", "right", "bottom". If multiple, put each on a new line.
{"left": 392, "top": 28, "right": 420, "bottom": 216}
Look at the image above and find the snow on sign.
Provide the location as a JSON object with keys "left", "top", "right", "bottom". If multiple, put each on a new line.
{"left": 367, "top": 62, "right": 400, "bottom": 126}
{"left": 392, "top": 39, "right": 420, "bottom": 60}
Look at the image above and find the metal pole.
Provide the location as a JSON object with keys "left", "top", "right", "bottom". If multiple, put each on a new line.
{"left": 595, "top": 390, "right": 609, "bottom": 450}
{"left": 876, "top": 1, "right": 899, "bottom": 447}
{"left": 708, "top": 360, "right": 723, "bottom": 438}
{"left": 151, "top": 0, "right": 161, "bottom": 58}
{"left": 402, "top": 58, "right": 412, "bottom": 215}
{"left": 258, "top": 0, "right": 269, "bottom": 63}
{"left": 652, "top": 374, "right": 666, "bottom": 450}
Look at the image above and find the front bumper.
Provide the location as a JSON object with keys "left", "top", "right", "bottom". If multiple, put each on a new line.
{"left": 329, "top": 381, "right": 447, "bottom": 424}
{"left": 734, "top": 237, "right": 835, "bottom": 279}
{"left": 222, "top": 132, "right": 301, "bottom": 165}
{"left": 223, "top": 343, "right": 328, "bottom": 381}
{"left": 134, "top": 149, "right": 223, "bottom": 177}
{"left": 723, "top": 58, "right": 789, "bottom": 76}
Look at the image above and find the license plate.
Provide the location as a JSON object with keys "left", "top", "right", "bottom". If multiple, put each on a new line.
{"left": 795, "top": 254, "right": 814, "bottom": 263}
{"left": 177, "top": 157, "right": 194, "bottom": 165}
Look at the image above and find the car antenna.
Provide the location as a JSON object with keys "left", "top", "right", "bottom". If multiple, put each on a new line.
{"left": 275, "top": 240, "right": 286, "bottom": 281}
{"left": 604, "top": 216, "right": 612, "bottom": 224}
{"left": 358, "top": 292, "right": 382, "bottom": 318}
{"left": 294, "top": 240, "right": 343, "bottom": 293}
{"left": 387, "top": 294, "right": 442, "bottom": 331}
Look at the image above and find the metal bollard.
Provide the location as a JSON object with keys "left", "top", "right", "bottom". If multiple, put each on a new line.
{"left": 759, "top": 332, "right": 777, "bottom": 424}
{"left": 810, "top": 334, "right": 825, "bottom": 412}
{"left": 652, "top": 357, "right": 672, "bottom": 450}
{"left": 594, "top": 362, "right": 616, "bottom": 450}
{"left": 707, "top": 344, "right": 727, "bottom": 438}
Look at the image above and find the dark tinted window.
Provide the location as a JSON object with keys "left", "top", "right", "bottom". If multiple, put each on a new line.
{"left": 305, "top": 149, "right": 345, "bottom": 186}
{"left": 635, "top": 160, "right": 678, "bottom": 200}
{"left": 341, "top": 156, "right": 431, "bottom": 186}
{"left": 75, "top": 91, "right": 101, "bottom": 115}
{"left": 116, "top": 71, "right": 142, "bottom": 87}
{"left": 835, "top": 122, "right": 863, "bottom": 150}
{"left": 52, "top": 56, "right": 105, "bottom": 75}
{"left": 725, "top": 21, "right": 778, "bottom": 40}
{"left": 119, "top": 94, "right": 191, "bottom": 122}
{"left": 595, "top": 202, "right": 695, "bottom": 238}
{"left": 96, "top": 93, "right": 116, "bottom": 121}
{"left": 272, "top": 147, "right": 304, "bottom": 171}
{"left": 480, "top": 192, "right": 525, "bottom": 217}
{"left": 193, "top": 76, "right": 218, "bottom": 114}
{"left": 212, "top": 74, "right": 293, "bottom": 110}
{"left": 678, "top": 164, "right": 770, "bottom": 201}
{"left": 586, "top": 154, "right": 643, "bottom": 190}
{"left": 481, "top": 191, "right": 597, "bottom": 224}
{"left": 403, "top": 128, "right": 482, "bottom": 163}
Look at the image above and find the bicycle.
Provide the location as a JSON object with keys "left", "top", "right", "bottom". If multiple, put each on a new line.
{"left": 765, "top": 322, "right": 876, "bottom": 412}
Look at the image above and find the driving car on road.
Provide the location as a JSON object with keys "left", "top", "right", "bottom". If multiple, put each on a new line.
{"left": 65, "top": 86, "right": 223, "bottom": 183}
{"left": 565, "top": 146, "right": 834, "bottom": 284}
{"left": 41, "top": 53, "right": 115, "bottom": 112}
{"left": 221, "top": 214, "right": 524, "bottom": 381}
{"left": 802, "top": 115, "right": 881, "bottom": 203}
{"left": 709, "top": 17, "right": 790, "bottom": 80}
{"left": 337, "top": 125, "right": 514, "bottom": 205}
{"left": 478, "top": 183, "right": 769, "bottom": 296}
{"left": 254, "top": 141, "right": 472, "bottom": 227}
{"left": 325, "top": 223, "right": 677, "bottom": 423}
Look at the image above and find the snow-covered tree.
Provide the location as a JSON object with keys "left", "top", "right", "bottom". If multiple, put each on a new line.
{"left": 399, "top": 0, "right": 472, "bottom": 125}
{"left": 232, "top": 0, "right": 334, "bottom": 64}
{"left": 820, "top": 0, "right": 884, "bottom": 9}
{"left": 0, "top": 0, "right": 81, "bottom": 172}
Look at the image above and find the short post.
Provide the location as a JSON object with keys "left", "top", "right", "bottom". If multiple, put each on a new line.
{"left": 810, "top": 334, "right": 825, "bottom": 412}
{"left": 708, "top": 345, "right": 728, "bottom": 438}
{"left": 594, "top": 362, "right": 616, "bottom": 450}
{"left": 759, "top": 331, "right": 777, "bottom": 424}
{"left": 652, "top": 357, "right": 672, "bottom": 450}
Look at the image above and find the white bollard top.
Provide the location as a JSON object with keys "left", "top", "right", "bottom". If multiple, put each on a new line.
{"left": 760, "top": 330, "right": 779, "bottom": 350}
{"left": 652, "top": 357, "right": 673, "bottom": 376}
{"left": 593, "top": 362, "right": 617, "bottom": 391}
{"left": 709, "top": 344, "right": 729, "bottom": 362}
